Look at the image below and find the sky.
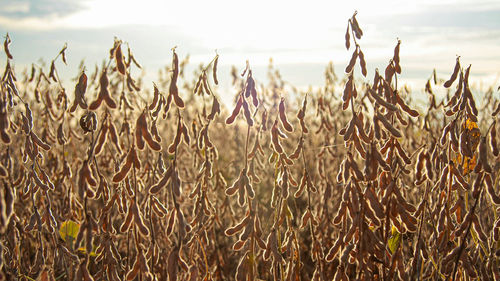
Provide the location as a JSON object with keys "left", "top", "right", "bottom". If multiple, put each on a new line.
{"left": 0, "top": 0, "right": 499, "bottom": 101}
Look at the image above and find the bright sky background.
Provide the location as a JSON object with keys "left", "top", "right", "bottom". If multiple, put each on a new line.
{"left": 1, "top": 0, "right": 500, "bottom": 99}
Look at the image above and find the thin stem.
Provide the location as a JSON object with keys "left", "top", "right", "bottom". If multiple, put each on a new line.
{"left": 452, "top": 190, "right": 482, "bottom": 281}
{"left": 244, "top": 120, "right": 251, "bottom": 170}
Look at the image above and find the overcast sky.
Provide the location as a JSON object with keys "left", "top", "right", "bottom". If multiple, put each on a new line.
{"left": 1, "top": 0, "right": 499, "bottom": 99}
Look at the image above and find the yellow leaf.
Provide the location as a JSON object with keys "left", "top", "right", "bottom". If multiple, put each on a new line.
{"left": 77, "top": 245, "right": 97, "bottom": 257}
{"left": 59, "top": 220, "right": 80, "bottom": 242}
{"left": 388, "top": 225, "right": 401, "bottom": 254}
{"left": 454, "top": 118, "right": 481, "bottom": 174}
{"left": 463, "top": 118, "right": 478, "bottom": 131}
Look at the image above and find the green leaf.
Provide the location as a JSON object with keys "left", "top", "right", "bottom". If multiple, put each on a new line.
{"left": 387, "top": 226, "right": 401, "bottom": 254}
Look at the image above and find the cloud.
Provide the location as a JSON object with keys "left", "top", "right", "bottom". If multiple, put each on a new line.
{"left": 2, "top": 2, "right": 30, "bottom": 13}
{"left": 0, "top": 0, "right": 498, "bottom": 93}
{"left": 0, "top": 0, "right": 87, "bottom": 18}
{"left": 0, "top": 0, "right": 92, "bottom": 31}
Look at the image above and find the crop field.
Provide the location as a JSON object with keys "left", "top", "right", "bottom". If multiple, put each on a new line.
{"left": 0, "top": 12, "right": 499, "bottom": 281}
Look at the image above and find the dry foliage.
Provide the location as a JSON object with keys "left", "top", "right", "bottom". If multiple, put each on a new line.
{"left": 0, "top": 13, "right": 499, "bottom": 281}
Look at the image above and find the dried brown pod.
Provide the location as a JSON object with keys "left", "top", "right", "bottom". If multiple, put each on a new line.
{"left": 149, "top": 165, "right": 173, "bottom": 194}
{"left": 351, "top": 134, "right": 365, "bottom": 159}
{"left": 59, "top": 43, "right": 67, "bottom": 65}
{"left": 326, "top": 235, "right": 343, "bottom": 262}
{"left": 149, "top": 83, "right": 160, "bottom": 110}
{"left": 342, "top": 117, "right": 355, "bottom": 141}
{"left": 213, "top": 54, "right": 219, "bottom": 85}
{"left": 89, "top": 69, "right": 117, "bottom": 110}
{"left": 168, "top": 119, "right": 182, "bottom": 154}
{"left": 180, "top": 119, "right": 190, "bottom": 145}
{"left": 194, "top": 73, "right": 204, "bottom": 96}
{"left": 463, "top": 63, "right": 471, "bottom": 84}
{"left": 78, "top": 160, "right": 97, "bottom": 198}
{"left": 494, "top": 219, "right": 500, "bottom": 241}
{"left": 395, "top": 93, "right": 419, "bottom": 117}
{"left": 79, "top": 112, "right": 97, "bottom": 133}
{"left": 300, "top": 209, "right": 313, "bottom": 229}
{"left": 126, "top": 247, "right": 146, "bottom": 280}
{"left": 265, "top": 229, "right": 284, "bottom": 263}
{"left": 132, "top": 202, "right": 150, "bottom": 236}
{"left": 342, "top": 74, "right": 353, "bottom": 103}
{"left": 244, "top": 74, "right": 255, "bottom": 98}
{"left": 493, "top": 102, "right": 500, "bottom": 116}
{"left": 136, "top": 112, "right": 161, "bottom": 151}
{"left": 296, "top": 94, "right": 309, "bottom": 131}
{"left": 70, "top": 71, "right": 88, "bottom": 112}
{"left": 290, "top": 137, "right": 303, "bottom": 160}
{"left": 485, "top": 173, "right": 500, "bottom": 204}
{"left": 0, "top": 106, "right": 10, "bottom": 144}
{"left": 294, "top": 171, "right": 307, "bottom": 198}
{"left": 279, "top": 98, "right": 293, "bottom": 132}
{"left": 345, "top": 48, "right": 358, "bottom": 74}
{"left": 478, "top": 136, "right": 492, "bottom": 173}
{"left": 151, "top": 196, "right": 168, "bottom": 217}
{"left": 166, "top": 208, "right": 176, "bottom": 236}
{"left": 4, "top": 33, "right": 13, "bottom": 59}
{"left": 115, "top": 43, "right": 126, "bottom": 75}
{"left": 94, "top": 123, "right": 108, "bottom": 155}
{"left": 56, "top": 122, "right": 66, "bottom": 145}
{"left": 376, "top": 113, "right": 402, "bottom": 138}
{"left": 440, "top": 120, "right": 454, "bottom": 146}
{"left": 112, "top": 146, "right": 137, "bottom": 182}
{"left": 398, "top": 204, "right": 417, "bottom": 232}
{"left": 250, "top": 87, "right": 258, "bottom": 108}
{"left": 107, "top": 121, "right": 122, "bottom": 153}
{"left": 20, "top": 114, "right": 30, "bottom": 136}
{"left": 0, "top": 165, "right": 7, "bottom": 178}
{"left": 359, "top": 49, "right": 367, "bottom": 76}
{"left": 242, "top": 98, "right": 253, "bottom": 126}
{"left": 333, "top": 201, "right": 347, "bottom": 225}
{"left": 225, "top": 215, "right": 250, "bottom": 236}
{"left": 271, "top": 119, "right": 285, "bottom": 154}
{"left": 465, "top": 88, "right": 478, "bottom": 117}
{"left": 31, "top": 131, "right": 51, "bottom": 151}
{"left": 490, "top": 121, "right": 498, "bottom": 156}
{"left": 451, "top": 165, "right": 470, "bottom": 190}
{"left": 351, "top": 13, "right": 363, "bottom": 39}
{"left": 226, "top": 169, "right": 245, "bottom": 196}
{"left": 444, "top": 56, "right": 460, "bottom": 88}
{"left": 28, "top": 63, "right": 35, "bottom": 82}
{"left": 169, "top": 49, "right": 184, "bottom": 108}
{"left": 49, "top": 61, "right": 57, "bottom": 82}
{"left": 202, "top": 70, "right": 214, "bottom": 97}
{"left": 120, "top": 205, "right": 134, "bottom": 234}
{"left": 385, "top": 62, "right": 395, "bottom": 83}
{"left": 369, "top": 89, "right": 397, "bottom": 112}
{"left": 459, "top": 130, "right": 473, "bottom": 158}
{"left": 126, "top": 72, "right": 140, "bottom": 91}
{"left": 31, "top": 169, "right": 50, "bottom": 191}
{"left": 393, "top": 40, "right": 401, "bottom": 74}
{"left": 119, "top": 92, "right": 134, "bottom": 111}
{"left": 365, "top": 187, "right": 385, "bottom": 219}
{"left": 207, "top": 95, "right": 220, "bottom": 120}
{"left": 345, "top": 24, "right": 350, "bottom": 50}
{"left": 472, "top": 215, "right": 488, "bottom": 242}
{"left": 226, "top": 94, "right": 243, "bottom": 125}
{"left": 150, "top": 118, "right": 161, "bottom": 143}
